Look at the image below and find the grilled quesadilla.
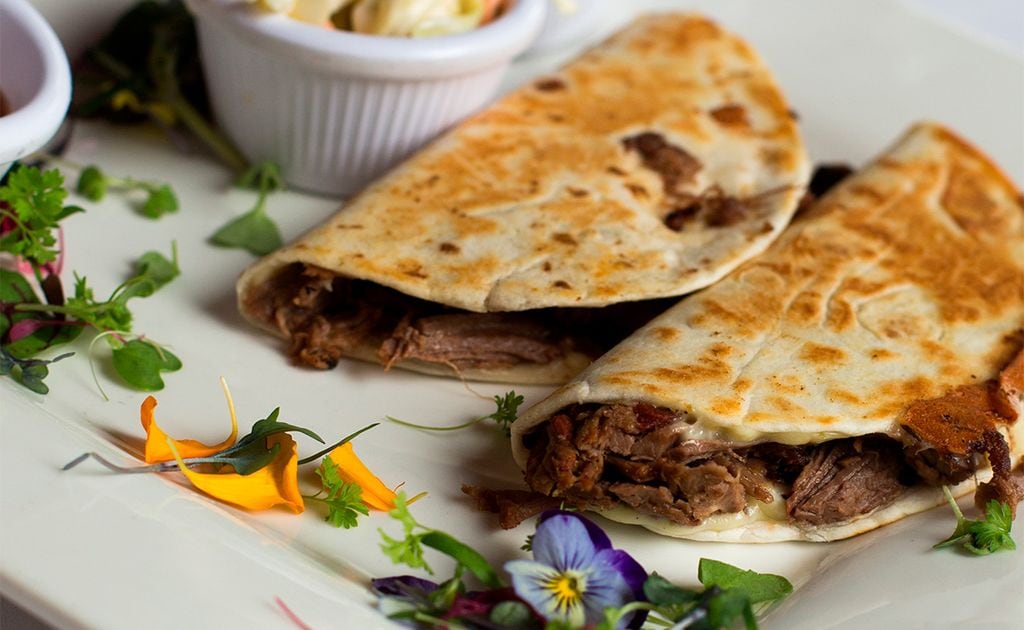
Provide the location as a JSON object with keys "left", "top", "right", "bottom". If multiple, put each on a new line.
{"left": 236, "top": 13, "right": 809, "bottom": 384}
{"left": 510, "top": 122, "right": 1024, "bottom": 542}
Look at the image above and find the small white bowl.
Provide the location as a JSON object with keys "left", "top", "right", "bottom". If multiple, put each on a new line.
{"left": 185, "top": 0, "right": 547, "bottom": 196}
{"left": 0, "top": 0, "right": 72, "bottom": 179}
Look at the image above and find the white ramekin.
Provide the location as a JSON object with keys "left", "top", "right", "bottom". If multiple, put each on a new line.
{"left": 0, "top": 0, "right": 72, "bottom": 179}
{"left": 185, "top": 0, "right": 547, "bottom": 196}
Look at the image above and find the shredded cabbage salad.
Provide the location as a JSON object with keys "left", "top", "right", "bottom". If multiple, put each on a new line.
{"left": 249, "top": 0, "right": 510, "bottom": 37}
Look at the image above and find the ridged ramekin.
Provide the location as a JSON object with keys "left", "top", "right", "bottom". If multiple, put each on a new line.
{"left": 0, "top": 0, "right": 71, "bottom": 179}
{"left": 185, "top": 0, "right": 547, "bottom": 196}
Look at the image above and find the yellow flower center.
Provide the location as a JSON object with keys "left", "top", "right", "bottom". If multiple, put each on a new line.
{"left": 546, "top": 572, "right": 585, "bottom": 611}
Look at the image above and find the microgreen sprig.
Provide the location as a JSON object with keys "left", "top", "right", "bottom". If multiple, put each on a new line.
{"left": 934, "top": 486, "right": 1016, "bottom": 555}
{"left": 386, "top": 390, "right": 525, "bottom": 436}
{"left": 75, "top": 163, "right": 179, "bottom": 218}
{"left": 209, "top": 161, "right": 285, "bottom": 256}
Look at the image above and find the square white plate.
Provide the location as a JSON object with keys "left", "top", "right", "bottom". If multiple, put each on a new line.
{"left": 3, "top": 1, "right": 1022, "bottom": 628}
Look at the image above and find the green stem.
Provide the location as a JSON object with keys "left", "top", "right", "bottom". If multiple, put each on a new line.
{"left": 166, "top": 95, "right": 249, "bottom": 175}
{"left": 297, "top": 423, "right": 380, "bottom": 465}
{"left": 384, "top": 415, "right": 488, "bottom": 432}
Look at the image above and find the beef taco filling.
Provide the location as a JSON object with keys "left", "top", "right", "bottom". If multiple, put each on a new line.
{"left": 243, "top": 263, "right": 673, "bottom": 372}
{"left": 521, "top": 381, "right": 1022, "bottom": 530}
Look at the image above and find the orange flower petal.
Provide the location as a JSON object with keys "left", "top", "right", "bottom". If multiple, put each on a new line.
{"left": 328, "top": 442, "right": 397, "bottom": 511}
{"left": 141, "top": 379, "right": 239, "bottom": 463}
{"left": 168, "top": 434, "right": 303, "bottom": 513}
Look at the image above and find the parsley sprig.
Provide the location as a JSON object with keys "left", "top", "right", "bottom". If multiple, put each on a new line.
{"left": 306, "top": 457, "right": 370, "bottom": 529}
{"left": 386, "top": 390, "right": 525, "bottom": 436}
{"left": 0, "top": 166, "right": 83, "bottom": 266}
{"left": 934, "top": 486, "right": 1016, "bottom": 555}
{"left": 379, "top": 492, "right": 503, "bottom": 587}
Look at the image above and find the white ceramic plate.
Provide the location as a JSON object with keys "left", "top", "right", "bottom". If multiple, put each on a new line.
{"left": 2, "top": 1, "right": 1022, "bottom": 628}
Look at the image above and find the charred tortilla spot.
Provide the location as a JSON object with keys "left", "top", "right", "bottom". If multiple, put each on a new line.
{"left": 553, "top": 280, "right": 572, "bottom": 289}
{"left": 567, "top": 187, "right": 589, "bottom": 197}
{"left": 709, "top": 103, "right": 750, "bottom": 128}
{"left": 622, "top": 132, "right": 702, "bottom": 198}
{"left": 607, "top": 166, "right": 627, "bottom": 176}
{"left": 439, "top": 242, "right": 460, "bottom": 254}
{"left": 652, "top": 326, "right": 679, "bottom": 341}
{"left": 553, "top": 232, "right": 578, "bottom": 246}
{"left": 535, "top": 77, "right": 567, "bottom": 91}
{"left": 542, "top": 261, "right": 552, "bottom": 272}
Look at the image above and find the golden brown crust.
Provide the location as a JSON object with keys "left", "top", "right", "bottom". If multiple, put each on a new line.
{"left": 511, "top": 122, "right": 1024, "bottom": 540}
{"left": 237, "top": 13, "right": 809, "bottom": 324}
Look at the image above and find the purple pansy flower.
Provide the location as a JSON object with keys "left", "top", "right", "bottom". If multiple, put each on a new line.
{"left": 504, "top": 511, "right": 647, "bottom": 628}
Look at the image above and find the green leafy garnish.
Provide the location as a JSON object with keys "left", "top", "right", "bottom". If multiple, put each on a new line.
{"left": 18, "top": 244, "right": 180, "bottom": 333}
{"left": 0, "top": 165, "right": 83, "bottom": 265}
{"left": 378, "top": 492, "right": 503, "bottom": 588}
{"left": 489, "top": 390, "right": 525, "bottom": 436}
{"left": 75, "top": 163, "right": 180, "bottom": 218}
{"left": 380, "top": 492, "right": 433, "bottom": 573}
{"left": 934, "top": 486, "right": 1016, "bottom": 555}
{"left": 386, "top": 390, "right": 525, "bottom": 436}
{"left": 110, "top": 338, "right": 182, "bottom": 390}
{"left": 76, "top": 165, "right": 108, "bottom": 201}
{"left": 307, "top": 457, "right": 369, "bottom": 529}
{"left": 698, "top": 558, "right": 794, "bottom": 604}
{"left": 209, "top": 162, "right": 285, "bottom": 256}
{"left": 599, "top": 562, "right": 793, "bottom": 630}
{"left": 0, "top": 347, "right": 73, "bottom": 394}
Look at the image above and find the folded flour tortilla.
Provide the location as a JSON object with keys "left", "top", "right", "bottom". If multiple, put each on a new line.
{"left": 510, "top": 122, "right": 1024, "bottom": 541}
{"left": 236, "top": 13, "right": 809, "bottom": 383}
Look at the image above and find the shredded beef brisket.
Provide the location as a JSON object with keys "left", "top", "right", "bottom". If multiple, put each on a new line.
{"left": 522, "top": 403, "right": 776, "bottom": 527}
{"left": 786, "top": 437, "right": 907, "bottom": 526}
{"left": 254, "top": 263, "right": 671, "bottom": 373}
{"left": 379, "top": 313, "right": 563, "bottom": 369}
{"left": 519, "top": 402, "right": 989, "bottom": 531}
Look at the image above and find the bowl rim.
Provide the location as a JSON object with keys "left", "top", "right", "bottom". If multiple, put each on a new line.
{"left": 185, "top": 0, "right": 548, "bottom": 77}
{"left": 0, "top": 0, "right": 72, "bottom": 165}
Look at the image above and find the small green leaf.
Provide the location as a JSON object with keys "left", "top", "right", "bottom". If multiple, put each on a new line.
{"left": 209, "top": 206, "right": 283, "bottom": 256}
{"left": 140, "top": 184, "right": 178, "bottom": 218}
{"left": 421, "top": 530, "right": 503, "bottom": 589}
{"left": 76, "top": 165, "right": 108, "bottom": 201}
{"left": 698, "top": 559, "right": 793, "bottom": 605}
{"left": 110, "top": 338, "right": 181, "bottom": 390}
{"left": 643, "top": 573, "right": 700, "bottom": 606}
{"left": 489, "top": 601, "right": 533, "bottom": 627}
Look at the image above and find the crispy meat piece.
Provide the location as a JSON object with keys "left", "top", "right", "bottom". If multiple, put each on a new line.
{"left": 461, "top": 485, "right": 562, "bottom": 530}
